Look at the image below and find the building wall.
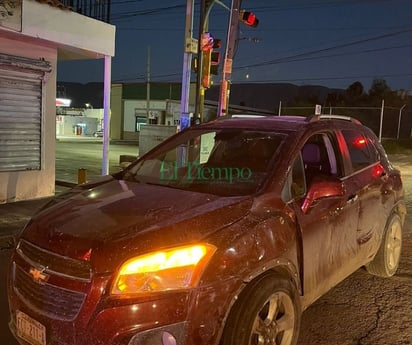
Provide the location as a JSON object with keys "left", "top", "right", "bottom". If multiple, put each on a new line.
{"left": 123, "top": 100, "right": 166, "bottom": 140}
{"left": 0, "top": 37, "right": 57, "bottom": 203}
{"left": 109, "top": 83, "right": 217, "bottom": 142}
{"left": 0, "top": 0, "right": 115, "bottom": 203}
{"left": 56, "top": 116, "right": 99, "bottom": 136}
{"left": 23, "top": 0, "right": 115, "bottom": 58}
{"left": 110, "top": 84, "right": 123, "bottom": 140}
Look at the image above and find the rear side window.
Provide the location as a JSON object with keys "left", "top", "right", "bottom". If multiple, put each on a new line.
{"left": 341, "top": 130, "right": 379, "bottom": 171}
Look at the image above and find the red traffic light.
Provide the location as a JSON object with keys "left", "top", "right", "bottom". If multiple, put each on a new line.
{"left": 240, "top": 11, "right": 259, "bottom": 28}
{"left": 211, "top": 51, "right": 220, "bottom": 65}
{"left": 201, "top": 32, "right": 214, "bottom": 52}
{"left": 213, "top": 39, "right": 222, "bottom": 49}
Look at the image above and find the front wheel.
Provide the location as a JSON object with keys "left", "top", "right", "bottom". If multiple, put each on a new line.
{"left": 220, "top": 272, "right": 301, "bottom": 345}
{"left": 366, "top": 214, "right": 403, "bottom": 277}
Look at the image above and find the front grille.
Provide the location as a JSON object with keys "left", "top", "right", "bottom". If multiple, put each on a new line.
{"left": 17, "top": 239, "right": 91, "bottom": 281}
{"left": 14, "top": 264, "right": 86, "bottom": 321}
{"left": 13, "top": 239, "right": 92, "bottom": 321}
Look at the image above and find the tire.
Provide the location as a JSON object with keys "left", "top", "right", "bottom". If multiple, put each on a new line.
{"left": 220, "top": 272, "right": 301, "bottom": 345}
{"left": 366, "top": 214, "right": 402, "bottom": 277}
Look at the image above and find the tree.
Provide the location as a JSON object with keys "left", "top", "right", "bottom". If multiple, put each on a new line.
{"left": 326, "top": 91, "right": 345, "bottom": 107}
{"left": 345, "top": 81, "right": 365, "bottom": 105}
{"left": 368, "top": 79, "right": 392, "bottom": 104}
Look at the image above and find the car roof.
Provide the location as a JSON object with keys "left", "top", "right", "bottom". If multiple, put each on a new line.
{"left": 197, "top": 114, "right": 363, "bottom": 133}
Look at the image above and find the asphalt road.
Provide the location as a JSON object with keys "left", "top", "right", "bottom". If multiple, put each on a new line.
{"left": 55, "top": 138, "right": 139, "bottom": 184}
{"left": 0, "top": 141, "right": 411, "bottom": 345}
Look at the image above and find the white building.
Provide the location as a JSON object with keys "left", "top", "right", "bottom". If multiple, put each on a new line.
{"left": 0, "top": 0, "right": 115, "bottom": 203}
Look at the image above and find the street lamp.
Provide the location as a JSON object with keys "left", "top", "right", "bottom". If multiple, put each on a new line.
{"left": 397, "top": 104, "right": 406, "bottom": 140}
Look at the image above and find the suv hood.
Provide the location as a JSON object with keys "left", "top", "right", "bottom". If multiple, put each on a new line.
{"left": 20, "top": 178, "right": 252, "bottom": 272}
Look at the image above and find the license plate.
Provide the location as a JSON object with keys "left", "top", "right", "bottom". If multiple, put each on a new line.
{"left": 16, "top": 310, "right": 46, "bottom": 345}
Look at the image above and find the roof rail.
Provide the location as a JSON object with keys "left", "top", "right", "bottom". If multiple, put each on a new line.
{"left": 231, "top": 114, "right": 266, "bottom": 118}
{"left": 307, "top": 114, "right": 362, "bottom": 125}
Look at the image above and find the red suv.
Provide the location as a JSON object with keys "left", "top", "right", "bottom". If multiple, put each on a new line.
{"left": 8, "top": 115, "right": 406, "bottom": 345}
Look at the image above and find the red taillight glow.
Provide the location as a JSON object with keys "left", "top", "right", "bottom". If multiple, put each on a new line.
{"left": 354, "top": 137, "right": 366, "bottom": 147}
{"left": 372, "top": 164, "right": 385, "bottom": 178}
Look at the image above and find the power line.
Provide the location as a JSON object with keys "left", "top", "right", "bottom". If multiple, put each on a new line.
{"left": 110, "top": 4, "right": 186, "bottom": 21}
{"left": 235, "top": 72, "right": 412, "bottom": 84}
{"left": 236, "top": 43, "right": 412, "bottom": 68}
{"left": 236, "top": 29, "right": 412, "bottom": 70}
{"left": 249, "top": 0, "right": 397, "bottom": 12}
{"left": 256, "top": 26, "right": 412, "bottom": 32}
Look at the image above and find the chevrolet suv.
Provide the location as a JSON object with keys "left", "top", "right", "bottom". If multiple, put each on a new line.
{"left": 8, "top": 115, "right": 406, "bottom": 345}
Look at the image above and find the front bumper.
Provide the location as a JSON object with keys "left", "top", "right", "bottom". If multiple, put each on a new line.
{"left": 8, "top": 268, "right": 191, "bottom": 345}
{"left": 7, "top": 242, "right": 240, "bottom": 345}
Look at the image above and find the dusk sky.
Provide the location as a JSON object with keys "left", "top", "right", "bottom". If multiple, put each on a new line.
{"left": 57, "top": 0, "right": 412, "bottom": 92}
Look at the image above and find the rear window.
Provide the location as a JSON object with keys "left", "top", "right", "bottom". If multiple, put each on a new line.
{"left": 341, "top": 130, "right": 380, "bottom": 171}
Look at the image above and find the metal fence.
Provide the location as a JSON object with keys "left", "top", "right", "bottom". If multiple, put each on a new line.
{"left": 279, "top": 105, "right": 411, "bottom": 140}
{"left": 60, "top": 0, "right": 111, "bottom": 23}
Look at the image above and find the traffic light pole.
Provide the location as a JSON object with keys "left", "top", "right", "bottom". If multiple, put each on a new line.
{"left": 194, "top": 0, "right": 207, "bottom": 124}
{"left": 196, "top": 0, "right": 227, "bottom": 123}
{"left": 217, "top": 0, "right": 240, "bottom": 117}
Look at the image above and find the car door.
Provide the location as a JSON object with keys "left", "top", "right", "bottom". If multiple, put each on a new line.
{"left": 290, "top": 132, "right": 361, "bottom": 305}
{"left": 339, "top": 129, "right": 389, "bottom": 260}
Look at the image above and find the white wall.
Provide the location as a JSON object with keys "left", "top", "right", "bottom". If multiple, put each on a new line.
{"left": 123, "top": 100, "right": 166, "bottom": 131}
{"left": 22, "top": 0, "right": 115, "bottom": 58}
{"left": 0, "top": 37, "right": 57, "bottom": 202}
{"left": 166, "top": 100, "right": 195, "bottom": 125}
{"left": 0, "top": 0, "right": 115, "bottom": 203}
{"left": 56, "top": 116, "right": 99, "bottom": 137}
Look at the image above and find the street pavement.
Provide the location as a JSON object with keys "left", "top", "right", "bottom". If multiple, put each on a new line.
{"left": 0, "top": 154, "right": 411, "bottom": 345}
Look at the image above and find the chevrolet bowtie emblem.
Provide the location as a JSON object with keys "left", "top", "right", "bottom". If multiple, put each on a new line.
{"left": 29, "top": 266, "right": 49, "bottom": 284}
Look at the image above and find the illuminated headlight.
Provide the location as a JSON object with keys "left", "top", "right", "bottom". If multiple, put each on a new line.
{"left": 111, "top": 244, "right": 216, "bottom": 295}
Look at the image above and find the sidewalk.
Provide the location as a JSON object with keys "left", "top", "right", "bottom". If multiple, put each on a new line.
{"left": 0, "top": 184, "right": 72, "bottom": 240}
{"left": 0, "top": 196, "right": 53, "bottom": 237}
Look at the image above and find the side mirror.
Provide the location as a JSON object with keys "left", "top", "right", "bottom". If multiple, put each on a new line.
{"left": 301, "top": 176, "right": 345, "bottom": 214}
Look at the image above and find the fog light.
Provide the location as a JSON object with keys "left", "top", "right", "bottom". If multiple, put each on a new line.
{"left": 162, "top": 331, "right": 176, "bottom": 345}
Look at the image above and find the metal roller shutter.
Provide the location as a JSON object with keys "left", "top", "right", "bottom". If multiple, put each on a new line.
{"left": 0, "top": 54, "right": 51, "bottom": 172}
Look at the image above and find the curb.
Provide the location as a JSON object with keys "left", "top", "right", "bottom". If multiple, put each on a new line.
{"left": 55, "top": 180, "right": 77, "bottom": 188}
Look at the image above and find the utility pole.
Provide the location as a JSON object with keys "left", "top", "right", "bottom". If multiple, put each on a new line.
{"left": 217, "top": 0, "right": 241, "bottom": 117}
{"left": 146, "top": 46, "right": 151, "bottom": 124}
{"left": 179, "top": 0, "right": 196, "bottom": 131}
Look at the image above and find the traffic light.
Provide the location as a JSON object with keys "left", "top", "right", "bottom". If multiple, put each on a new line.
{"left": 210, "top": 38, "right": 221, "bottom": 75}
{"left": 200, "top": 32, "right": 213, "bottom": 88}
{"left": 240, "top": 10, "right": 259, "bottom": 28}
{"left": 201, "top": 34, "right": 221, "bottom": 88}
{"left": 202, "top": 50, "right": 212, "bottom": 88}
{"left": 201, "top": 32, "right": 214, "bottom": 52}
